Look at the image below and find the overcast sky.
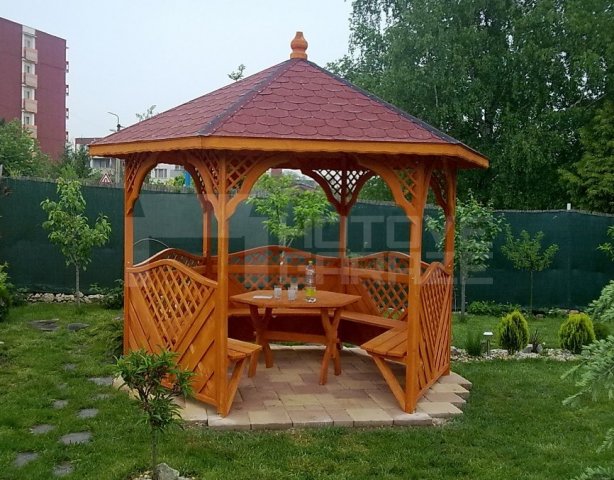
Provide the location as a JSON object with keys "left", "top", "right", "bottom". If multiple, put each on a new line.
{"left": 2, "top": 0, "right": 353, "bottom": 141}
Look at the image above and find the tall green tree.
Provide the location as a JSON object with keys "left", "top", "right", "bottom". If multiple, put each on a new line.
{"left": 41, "top": 179, "right": 111, "bottom": 306}
{"left": 330, "top": 0, "right": 613, "bottom": 209}
{"left": 0, "top": 119, "right": 49, "bottom": 177}
{"left": 426, "top": 193, "right": 502, "bottom": 318}
{"left": 247, "top": 173, "right": 338, "bottom": 248}
{"left": 501, "top": 227, "right": 559, "bottom": 313}
{"left": 561, "top": 100, "right": 614, "bottom": 213}
{"left": 52, "top": 144, "right": 93, "bottom": 180}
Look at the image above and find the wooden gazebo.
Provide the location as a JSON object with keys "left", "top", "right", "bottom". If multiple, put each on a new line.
{"left": 90, "top": 33, "right": 488, "bottom": 416}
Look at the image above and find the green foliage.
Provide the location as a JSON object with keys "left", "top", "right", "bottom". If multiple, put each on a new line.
{"left": 115, "top": 349, "right": 192, "bottom": 479}
{"left": 248, "top": 173, "right": 338, "bottom": 247}
{"left": 464, "top": 330, "right": 483, "bottom": 357}
{"left": 0, "top": 263, "right": 11, "bottom": 321}
{"left": 593, "top": 323, "right": 611, "bottom": 341}
{"left": 330, "top": 0, "right": 613, "bottom": 210}
{"left": 563, "top": 335, "right": 614, "bottom": 475}
{"left": 135, "top": 105, "right": 157, "bottom": 122}
{"left": 41, "top": 178, "right": 111, "bottom": 306}
{"left": 51, "top": 144, "right": 93, "bottom": 180}
{"left": 598, "top": 226, "right": 614, "bottom": 261}
{"left": 426, "top": 192, "right": 502, "bottom": 317}
{"left": 467, "top": 300, "right": 521, "bottom": 317}
{"left": 529, "top": 329, "right": 543, "bottom": 353}
{"left": 91, "top": 279, "right": 124, "bottom": 310}
{"left": 497, "top": 310, "right": 530, "bottom": 354}
{"left": 588, "top": 281, "right": 614, "bottom": 324}
{"left": 562, "top": 101, "right": 614, "bottom": 214}
{"left": 559, "top": 313, "right": 596, "bottom": 354}
{"left": 571, "top": 466, "right": 614, "bottom": 480}
{"left": 93, "top": 314, "right": 124, "bottom": 360}
{"left": 501, "top": 227, "right": 559, "bottom": 313}
{"left": 0, "top": 119, "right": 49, "bottom": 176}
{"left": 358, "top": 176, "right": 393, "bottom": 201}
{"left": 228, "top": 64, "right": 246, "bottom": 81}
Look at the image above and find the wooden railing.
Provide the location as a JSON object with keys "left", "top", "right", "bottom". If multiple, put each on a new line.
{"left": 125, "top": 258, "right": 220, "bottom": 407}
{"left": 417, "top": 261, "right": 452, "bottom": 396}
{"left": 136, "top": 248, "right": 208, "bottom": 270}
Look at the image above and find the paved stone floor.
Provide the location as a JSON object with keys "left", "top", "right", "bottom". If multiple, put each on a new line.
{"left": 179, "top": 345, "right": 471, "bottom": 430}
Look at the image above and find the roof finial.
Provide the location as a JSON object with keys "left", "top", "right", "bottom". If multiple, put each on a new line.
{"left": 290, "top": 32, "right": 308, "bottom": 60}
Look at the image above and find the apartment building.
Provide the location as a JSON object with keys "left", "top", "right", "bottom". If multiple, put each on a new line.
{"left": 0, "top": 17, "right": 67, "bottom": 159}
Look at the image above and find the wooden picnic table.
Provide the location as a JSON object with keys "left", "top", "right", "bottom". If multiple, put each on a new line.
{"left": 230, "top": 289, "right": 361, "bottom": 384}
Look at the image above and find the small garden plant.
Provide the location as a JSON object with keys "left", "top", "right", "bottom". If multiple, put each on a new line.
{"left": 559, "top": 313, "right": 596, "bottom": 354}
{"left": 115, "top": 349, "right": 193, "bottom": 480}
{"left": 497, "top": 310, "right": 530, "bottom": 354}
{"left": 0, "top": 263, "right": 11, "bottom": 321}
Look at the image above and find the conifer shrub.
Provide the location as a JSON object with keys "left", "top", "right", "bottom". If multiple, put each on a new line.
{"left": 497, "top": 310, "right": 529, "bottom": 354}
{"left": 559, "top": 313, "right": 596, "bottom": 354}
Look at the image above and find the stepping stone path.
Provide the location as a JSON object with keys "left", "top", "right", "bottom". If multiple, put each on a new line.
{"left": 67, "top": 323, "right": 90, "bottom": 332}
{"left": 30, "top": 424, "right": 55, "bottom": 435}
{"left": 88, "top": 376, "right": 114, "bottom": 386}
{"left": 29, "top": 319, "right": 59, "bottom": 332}
{"left": 53, "top": 399, "right": 68, "bottom": 409}
{"left": 59, "top": 431, "right": 92, "bottom": 445}
{"left": 77, "top": 408, "right": 99, "bottom": 419}
{"left": 63, "top": 363, "right": 76, "bottom": 371}
{"left": 14, "top": 452, "right": 38, "bottom": 467}
{"left": 53, "top": 462, "right": 74, "bottom": 477}
{"left": 93, "top": 393, "right": 111, "bottom": 400}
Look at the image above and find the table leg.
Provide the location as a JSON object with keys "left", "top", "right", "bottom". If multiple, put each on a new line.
{"left": 319, "top": 307, "right": 342, "bottom": 385}
{"left": 248, "top": 305, "right": 273, "bottom": 377}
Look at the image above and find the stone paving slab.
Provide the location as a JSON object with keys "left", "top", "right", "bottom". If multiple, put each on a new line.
{"left": 14, "top": 452, "right": 38, "bottom": 467}
{"left": 172, "top": 346, "right": 472, "bottom": 430}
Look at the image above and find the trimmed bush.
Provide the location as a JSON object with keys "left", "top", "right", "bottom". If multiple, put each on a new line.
{"left": 559, "top": 313, "right": 596, "bottom": 354}
{"left": 468, "top": 300, "right": 522, "bottom": 317}
{"left": 0, "top": 264, "right": 12, "bottom": 322}
{"left": 497, "top": 310, "right": 530, "bottom": 354}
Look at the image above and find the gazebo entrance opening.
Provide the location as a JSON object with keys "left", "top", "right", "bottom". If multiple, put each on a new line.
{"left": 90, "top": 33, "right": 487, "bottom": 416}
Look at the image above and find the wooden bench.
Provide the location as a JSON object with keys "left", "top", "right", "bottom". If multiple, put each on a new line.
{"left": 361, "top": 326, "right": 408, "bottom": 409}
{"left": 339, "top": 310, "right": 405, "bottom": 330}
{"left": 226, "top": 338, "right": 261, "bottom": 412}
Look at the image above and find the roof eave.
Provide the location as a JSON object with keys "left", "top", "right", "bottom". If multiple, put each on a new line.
{"left": 88, "top": 136, "right": 489, "bottom": 169}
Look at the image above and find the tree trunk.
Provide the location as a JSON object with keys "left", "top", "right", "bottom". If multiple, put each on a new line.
{"left": 151, "top": 429, "right": 158, "bottom": 480}
{"left": 460, "top": 272, "right": 467, "bottom": 320}
{"left": 75, "top": 264, "right": 80, "bottom": 307}
{"left": 529, "top": 270, "right": 534, "bottom": 316}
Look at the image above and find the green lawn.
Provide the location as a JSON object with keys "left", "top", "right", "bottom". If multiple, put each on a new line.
{"left": 0, "top": 304, "right": 612, "bottom": 480}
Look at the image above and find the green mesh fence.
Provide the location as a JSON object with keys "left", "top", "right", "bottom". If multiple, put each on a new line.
{"left": 1, "top": 177, "right": 612, "bottom": 308}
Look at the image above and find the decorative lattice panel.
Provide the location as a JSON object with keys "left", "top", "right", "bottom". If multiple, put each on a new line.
{"left": 349, "top": 251, "right": 409, "bottom": 273}
{"left": 126, "top": 259, "right": 219, "bottom": 405}
{"left": 124, "top": 154, "right": 147, "bottom": 197}
{"left": 417, "top": 263, "right": 452, "bottom": 392}
{"left": 307, "top": 169, "right": 372, "bottom": 207}
{"left": 430, "top": 169, "right": 448, "bottom": 210}
{"left": 226, "top": 156, "right": 258, "bottom": 195}
{"left": 359, "top": 277, "right": 408, "bottom": 317}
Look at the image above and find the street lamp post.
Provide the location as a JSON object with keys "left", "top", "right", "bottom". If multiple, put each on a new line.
{"left": 107, "top": 112, "right": 122, "bottom": 183}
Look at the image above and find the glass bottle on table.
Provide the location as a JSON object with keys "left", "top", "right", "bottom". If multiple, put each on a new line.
{"left": 305, "top": 260, "right": 316, "bottom": 303}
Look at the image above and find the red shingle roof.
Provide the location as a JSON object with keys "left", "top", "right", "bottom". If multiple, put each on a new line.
{"left": 93, "top": 59, "right": 461, "bottom": 146}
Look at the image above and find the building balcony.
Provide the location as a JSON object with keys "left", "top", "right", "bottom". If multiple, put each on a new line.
{"left": 22, "top": 72, "right": 38, "bottom": 88}
{"left": 24, "top": 124, "right": 37, "bottom": 138}
{"left": 22, "top": 98, "right": 38, "bottom": 114}
{"left": 22, "top": 47, "right": 38, "bottom": 63}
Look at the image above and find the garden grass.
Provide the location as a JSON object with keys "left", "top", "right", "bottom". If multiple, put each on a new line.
{"left": 0, "top": 304, "right": 612, "bottom": 479}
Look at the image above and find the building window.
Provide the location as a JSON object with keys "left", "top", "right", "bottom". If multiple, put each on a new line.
{"left": 23, "top": 61, "right": 35, "bottom": 74}
{"left": 153, "top": 168, "right": 168, "bottom": 179}
{"left": 92, "top": 158, "right": 111, "bottom": 169}
{"left": 174, "top": 165, "right": 183, "bottom": 170}
{"left": 23, "top": 87, "right": 35, "bottom": 100}
{"left": 22, "top": 113, "right": 34, "bottom": 125}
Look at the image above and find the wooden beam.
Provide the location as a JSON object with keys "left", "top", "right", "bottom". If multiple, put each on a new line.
{"left": 89, "top": 136, "right": 489, "bottom": 169}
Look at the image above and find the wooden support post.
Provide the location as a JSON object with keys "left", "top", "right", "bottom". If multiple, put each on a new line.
{"left": 123, "top": 164, "right": 134, "bottom": 355}
{"left": 443, "top": 167, "right": 457, "bottom": 374}
{"left": 215, "top": 158, "right": 230, "bottom": 415}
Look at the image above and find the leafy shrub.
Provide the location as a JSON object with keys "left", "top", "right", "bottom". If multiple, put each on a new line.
{"left": 94, "top": 316, "right": 124, "bottom": 359}
{"left": 8, "top": 287, "right": 28, "bottom": 307}
{"left": 0, "top": 263, "right": 12, "bottom": 322}
{"left": 116, "top": 349, "right": 192, "bottom": 479}
{"left": 593, "top": 322, "right": 611, "bottom": 341}
{"left": 497, "top": 310, "right": 530, "bottom": 354}
{"left": 559, "top": 313, "right": 596, "bottom": 354}
{"left": 468, "top": 300, "right": 522, "bottom": 317}
{"left": 464, "top": 330, "right": 483, "bottom": 357}
{"left": 91, "top": 279, "right": 124, "bottom": 309}
{"left": 587, "top": 281, "right": 614, "bottom": 324}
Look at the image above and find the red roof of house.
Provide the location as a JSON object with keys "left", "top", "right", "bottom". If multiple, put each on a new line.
{"left": 93, "top": 59, "right": 463, "bottom": 147}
